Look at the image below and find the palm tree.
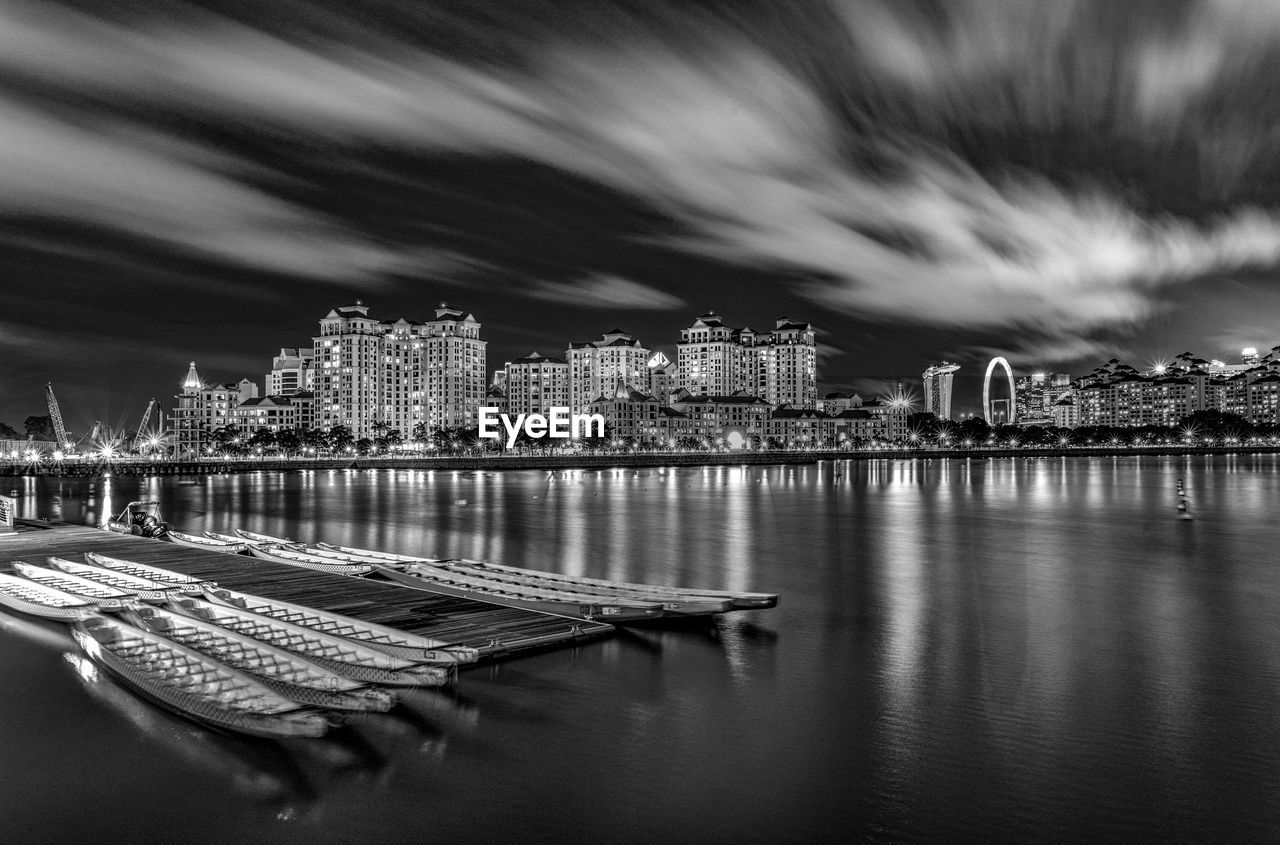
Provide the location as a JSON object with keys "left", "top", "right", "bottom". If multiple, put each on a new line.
{"left": 328, "top": 425, "right": 354, "bottom": 454}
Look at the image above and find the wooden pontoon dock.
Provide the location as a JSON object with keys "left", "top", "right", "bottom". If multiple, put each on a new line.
{"left": 0, "top": 521, "right": 615, "bottom": 661}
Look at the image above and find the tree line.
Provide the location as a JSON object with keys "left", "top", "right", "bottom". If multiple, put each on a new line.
{"left": 0, "top": 415, "right": 56, "bottom": 442}
{"left": 196, "top": 420, "right": 616, "bottom": 458}
{"left": 903, "top": 410, "right": 1278, "bottom": 447}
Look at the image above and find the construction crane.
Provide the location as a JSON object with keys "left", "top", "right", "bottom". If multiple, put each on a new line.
{"left": 89, "top": 421, "right": 102, "bottom": 443}
{"left": 133, "top": 399, "right": 158, "bottom": 452}
{"left": 45, "top": 383, "right": 71, "bottom": 450}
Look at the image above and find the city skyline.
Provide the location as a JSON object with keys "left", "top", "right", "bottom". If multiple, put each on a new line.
{"left": 6, "top": 2, "right": 1280, "bottom": 429}
{"left": 11, "top": 292, "right": 1278, "bottom": 439}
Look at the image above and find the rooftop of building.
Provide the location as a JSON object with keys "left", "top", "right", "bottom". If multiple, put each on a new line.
{"left": 590, "top": 382, "right": 656, "bottom": 403}
{"left": 235, "top": 395, "right": 292, "bottom": 408}
{"left": 273, "top": 348, "right": 313, "bottom": 359}
{"left": 325, "top": 302, "right": 375, "bottom": 320}
{"left": 511, "top": 351, "right": 567, "bottom": 365}
{"left": 569, "top": 332, "right": 643, "bottom": 349}
{"left": 770, "top": 405, "right": 826, "bottom": 419}
{"left": 428, "top": 304, "right": 477, "bottom": 322}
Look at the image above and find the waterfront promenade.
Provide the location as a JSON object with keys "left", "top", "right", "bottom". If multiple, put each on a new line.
{"left": 2, "top": 444, "right": 1279, "bottom": 476}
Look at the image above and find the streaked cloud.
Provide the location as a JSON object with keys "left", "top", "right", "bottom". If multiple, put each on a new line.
{"left": 2, "top": 0, "right": 1280, "bottom": 371}
{"left": 0, "top": 320, "right": 67, "bottom": 358}
{"left": 526, "top": 274, "right": 685, "bottom": 310}
{"left": 0, "top": 96, "right": 410, "bottom": 283}
{"left": 969, "top": 338, "right": 1128, "bottom": 371}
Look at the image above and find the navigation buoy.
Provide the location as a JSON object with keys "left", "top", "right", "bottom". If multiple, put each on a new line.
{"left": 1177, "top": 499, "right": 1193, "bottom": 520}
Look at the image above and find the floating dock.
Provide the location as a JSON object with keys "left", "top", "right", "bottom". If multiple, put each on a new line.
{"left": 0, "top": 521, "right": 614, "bottom": 661}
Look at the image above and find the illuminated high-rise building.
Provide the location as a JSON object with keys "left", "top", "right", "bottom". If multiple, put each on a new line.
{"left": 757, "top": 318, "right": 817, "bottom": 409}
{"left": 170, "top": 362, "right": 258, "bottom": 458}
{"left": 647, "top": 352, "right": 677, "bottom": 404}
{"left": 504, "top": 352, "right": 570, "bottom": 417}
{"left": 677, "top": 312, "right": 817, "bottom": 408}
{"left": 419, "top": 305, "right": 486, "bottom": 431}
{"left": 922, "top": 361, "right": 960, "bottom": 420}
{"left": 677, "top": 313, "right": 755, "bottom": 397}
{"left": 265, "top": 348, "right": 313, "bottom": 396}
{"left": 1015, "top": 371, "right": 1071, "bottom": 422}
{"left": 567, "top": 330, "right": 651, "bottom": 414}
{"left": 313, "top": 303, "right": 385, "bottom": 438}
{"left": 312, "top": 302, "right": 486, "bottom": 440}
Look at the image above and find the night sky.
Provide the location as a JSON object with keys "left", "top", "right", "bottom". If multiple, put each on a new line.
{"left": 5, "top": 0, "right": 1280, "bottom": 433}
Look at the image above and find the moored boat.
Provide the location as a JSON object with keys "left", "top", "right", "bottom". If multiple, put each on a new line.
{"left": 0, "top": 571, "right": 123, "bottom": 619}
{"left": 318, "top": 544, "right": 777, "bottom": 610}
{"left": 377, "top": 563, "right": 665, "bottom": 622}
{"left": 168, "top": 596, "right": 454, "bottom": 687}
{"left": 245, "top": 544, "right": 375, "bottom": 575}
{"left": 232, "top": 528, "right": 298, "bottom": 546}
{"left": 103, "top": 500, "right": 171, "bottom": 539}
{"left": 314, "top": 543, "right": 433, "bottom": 564}
{"left": 200, "top": 585, "right": 478, "bottom": 664}
{"left": 167, "top": 530, "right": 250, "bottom": 554}
{"left": 46, "top": 557, "right": 189, "bottom": 602}
{"left": 297, "top": 546, "right": 401, "bottom": 565}
{"left": 204, "top": 530, "right": 275, "bottom": 547}
{"left": 125, "top": 604, "right": 396, "bottom": 712}
{"left": 83, "top": 552, "right": 208, "bottom": 592}
{"left": 11, "top": 561, "right": 137, "bottom": 604}
{"left": 71, "top": 614, "right": 329, "bottom": 739}
{"left": 429, "top": 559, "right": 774, "bottom": 612}
{"left": 421, "top": 560, "right": 735, "bottom": 616}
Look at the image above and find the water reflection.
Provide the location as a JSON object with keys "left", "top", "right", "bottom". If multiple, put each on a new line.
{"left": 0, "top": 607, "right": 77, "bottom": 651}
{"left": 3, "top": 458, "right": 1280, "bottom": 840}
{"left": 61, "top": 650, "right": 317, "bottom": 816}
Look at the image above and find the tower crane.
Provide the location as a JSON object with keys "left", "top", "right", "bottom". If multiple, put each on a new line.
{"left": 45, "top": 383, "right": 71, "bottom": 450}
{"left": 133, "top": 399, "right": 158, "bottom": 452}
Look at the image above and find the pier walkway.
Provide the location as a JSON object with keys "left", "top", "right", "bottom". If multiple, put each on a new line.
{"left": 0, "top": 521, "right": 614, "bottom": 661}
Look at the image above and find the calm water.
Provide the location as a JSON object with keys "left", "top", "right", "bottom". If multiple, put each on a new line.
{"left": 2, "top": 456, "right": 1279, "bottom": 843}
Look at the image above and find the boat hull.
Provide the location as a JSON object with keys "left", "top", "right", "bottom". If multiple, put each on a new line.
{"left": 246, "top": 545, "right": 374, "bottom": 575}
{"left": 199, "top": 586, "right": 478, "bottom": 664}
{"left": 0, "top": 573, "right": 116, "bottom": 620}
{"left": 71, "top": 617, "right": 329, "bottom": 739}
{"left": 166, "top": 531, "right": 249, "bottom": 555}
{"left": 126, "top": 606, "right": 395, "bottom": 713}
{"left": 12, "top": 562, "right": 136, "bottom": 604}
{"left": 376, "top": 566, "right": 663, "bottom": 623}
{"left": 317, "top": 545, "right": 777, "bottom": 612}
{"left": 233, "top": 528, "right": 297, "bottom": 546}
{"left": 168, "top": 597, "right": 453, "bottom": 687}
{"left": 427, "top": 561, "right": 733, "bottom": 616}
{"left": 315, "top": 543, "right": 432, "bottom": 564}
{"left": 46, "top": 557, "right": 185, "bottom": 603}
{"left": 442, "top": 559, "right": 776, "bottom": 611}
{"left": 81, "top": 553, "right": 206, "bottom": 594}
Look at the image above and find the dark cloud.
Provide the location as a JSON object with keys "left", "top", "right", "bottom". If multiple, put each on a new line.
{"left": 4, "top": 0, "right": 1280, "bottom": 424}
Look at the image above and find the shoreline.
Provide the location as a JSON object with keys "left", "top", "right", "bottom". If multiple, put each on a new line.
{"left": 2, "top": 445, "right": 1278, "bottom": 476}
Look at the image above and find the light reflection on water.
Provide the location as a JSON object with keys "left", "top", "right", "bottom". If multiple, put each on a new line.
{"left": 2, "top": 456, "right": 1280, "bottom": 843}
